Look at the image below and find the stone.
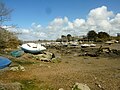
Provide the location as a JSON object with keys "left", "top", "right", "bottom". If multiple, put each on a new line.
{"left": 72, "top": 82, "right": 90, "bottom": 90}
{"left": 58, "top": 88, "right": 64, "bottom": 90}
{"left": 51, "top": 57, "right": 61, "bottom": 63}
{"left": 44, "top": 51, "right": 54, "bottom": 59}
{"left": 18, "top": 65, "right": 25, "bottom": 71}
{"left": 40, "top": 58, "right": 51, "bottom": 62}
{"left": 10, "top": 67, "right": 19, "bottom": 71}
{"left": 10, "top": 65, "right": 25, "bottom": 71}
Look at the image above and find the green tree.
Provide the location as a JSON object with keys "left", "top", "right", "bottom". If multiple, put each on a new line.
{"left": 98, "top": 32, "right": 110, "bottom": 40}
{"left": 67, "top": 34, "right": 72, "bottom": 42}
{"left": 56, "top": 38, "right": 62, "bottom": 42}
{"left": 61, "top": 35, "right": 67, "bottom": 42}
{"left": 87, "top": 30, "right": 97, "bottom": 41}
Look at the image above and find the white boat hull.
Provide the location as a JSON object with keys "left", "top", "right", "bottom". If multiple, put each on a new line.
{"left": 21, "top": 43, "right": 46, "bottom": 54}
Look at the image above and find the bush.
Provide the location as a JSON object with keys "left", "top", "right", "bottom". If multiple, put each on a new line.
{"left": 0, "top": 27, "right": 21, "bottom": 49}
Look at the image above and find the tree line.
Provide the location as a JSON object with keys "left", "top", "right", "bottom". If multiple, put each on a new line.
{"left": 56, "top": 30, "right": 120, "bottom": 42}
{"left": 87, "top": 30, "right": 110, "bottom": 42}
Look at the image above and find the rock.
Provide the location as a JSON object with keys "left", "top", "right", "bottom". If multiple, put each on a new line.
{"left": 10, "top": 67, "right": 19, "bottom": 71}
{"left": 44, "top": 51, "right": 54, "bottom": 59}
{"left": 10, "top": 65, "right": 25, "bottom": 71}
{"left": 58, "top": 88, "right": 64, "bottom": 90}
{"left": 72, "top": 82, "right": 90, "bottom": 90}
{"left": 95, "top": 83, "right": 104, "bottom": 90}
{"left": 33, "top": 51, "right": 54, "bottom": 61}
{"left": 40, "top": 58, "right": 51, "bottom": 62}
{"left": 18, "top": 65, "right": 25, "bottom": 71}
{"left": 51, "top": 57, "right": 61, "bottom": 63}
{"left": 33, "top": 54, "right": 46, "bottom": 60}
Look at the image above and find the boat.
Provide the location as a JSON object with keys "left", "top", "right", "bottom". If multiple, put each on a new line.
{"left": 105, "top": 41, "right": 114, "bottom": 45}
{"left": 21, "top": 43, "right": 46, "bottom": 54}
{"left": 11, "top": 50, "right": 24, "bottom": 57}
{"left": 90, "top": 44, "right": 96, "bottom": 47}
{"left": 0, "top": 57, "right": 12, "bottom": 69}
{"left": 81, "top": 44, "right": 90, "bottom": 48}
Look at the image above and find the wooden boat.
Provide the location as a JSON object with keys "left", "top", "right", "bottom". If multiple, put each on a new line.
{"left": 21, "top": 43, "right": 46, "bottom": 54}
{"left": 0, "top": 57, "right": 11, "bottom": 69}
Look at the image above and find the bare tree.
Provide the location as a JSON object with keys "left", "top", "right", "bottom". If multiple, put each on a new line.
{"left": 0, "top": 2, "right": 13, "bottom": 25}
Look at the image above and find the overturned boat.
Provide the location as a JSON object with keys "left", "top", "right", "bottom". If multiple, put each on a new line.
{"left": 0, "top": 57, "right": 11, "bottom": 69}
{"left": 21, "top": 43, "right": 46, "bottom": 54}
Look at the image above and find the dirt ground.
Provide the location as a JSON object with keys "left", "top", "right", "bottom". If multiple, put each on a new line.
{"left": 0, "top": 43, "right": 120, "bottom": 90}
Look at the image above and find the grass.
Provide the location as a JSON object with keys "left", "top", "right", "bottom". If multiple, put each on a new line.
{"left": 12, "top": 79, "right": 54, "bottom": 90}
{"left": 13, "top": 60, "right": 38, "bottom": 65}
{"left": 19, "top": 79, "right": 39, "bottom": 90}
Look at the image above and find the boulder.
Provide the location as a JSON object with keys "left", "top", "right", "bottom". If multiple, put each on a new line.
{"left": 10, "top": 65, "right": 25, "bottom": 71}
{"left": 33, "top": 51, "right": 55, "bottom": 62}
{"left": 59, "top": 88, "right": 64, "bottom": 90}
{"left": 40, "top": 58, "right": 51, "bottom": 62}
{"left": 51, "top": 57, "right": 61, "bottom": 63}
{"left": 72, "top": 82, "right": 90, "bottom": 90}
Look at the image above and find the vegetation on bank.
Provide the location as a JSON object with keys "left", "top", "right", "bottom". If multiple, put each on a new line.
{"left": 0, "top": 2, "right": 21, "bottom": 49}
{"left": 0, "top": 27, "right": 21, "bottom": 49}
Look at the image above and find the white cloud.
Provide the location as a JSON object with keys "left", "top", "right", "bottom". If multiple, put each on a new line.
{"left": 88, "top": 6, "right": 114, "bottom": 20}
{"left": 21, "top": 29, "right": 30, "bottom": 34}
{"left": 73, "top": 19, "right": 85, "bottom": 27}
{"left": 87, "top": 6, "right": 113, "bottom": 31}
{"left": 3, "top": 6, "right": 120, "bottom": 40}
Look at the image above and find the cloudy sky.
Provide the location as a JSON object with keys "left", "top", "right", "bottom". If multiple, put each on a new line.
{"left": 1, "top": 0, "right": 120, "bottom": 41}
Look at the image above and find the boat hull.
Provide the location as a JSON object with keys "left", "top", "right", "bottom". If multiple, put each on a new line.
{"left": 21, "top": 43, "right": 46, "bottom": 54}
{"left": 21, "top": 47, "right": 42, "bottom": 54}
{"left": 0, "top": 57, "right": 11, "bottom": 69}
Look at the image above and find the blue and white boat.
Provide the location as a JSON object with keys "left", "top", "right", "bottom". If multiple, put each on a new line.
{"left": 0, "top": 57, "right": 12, "bottom": 69}
{"left": 21, "top": 43, "right": 46, "bottom": 54}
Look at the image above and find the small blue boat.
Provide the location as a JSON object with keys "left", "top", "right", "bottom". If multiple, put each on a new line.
{"left": 11, "top": 50, "right": 24, "bottom": 57}
{"left": 0, "top": 56, "right": 12, "bottom": 69}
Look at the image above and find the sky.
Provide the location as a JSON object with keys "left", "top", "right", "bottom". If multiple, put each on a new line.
{"left": 1, "top": 0, "right": 120, "bottom": 41}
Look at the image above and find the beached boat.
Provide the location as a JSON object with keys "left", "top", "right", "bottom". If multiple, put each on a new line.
{"left": 21, "top": 43, "right": 46, "bottom": 54}
{"left": 11, "top": 50, "right": 24, "bottom": 57}
{"left": 0, "top": 57, "right": 11, "bottom": 69}
{"left": 81, "top": 44, "right": 90, "bottom": 48}
{"left": 90, "top": 44, "right": 96, "bottom": 47}
{"left": 105, "top": 41, "right": 114, "bottom": 45}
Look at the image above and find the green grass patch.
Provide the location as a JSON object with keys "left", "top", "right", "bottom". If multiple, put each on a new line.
{"left": 20, "top": 79, "right": 39, "bottom": 90}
